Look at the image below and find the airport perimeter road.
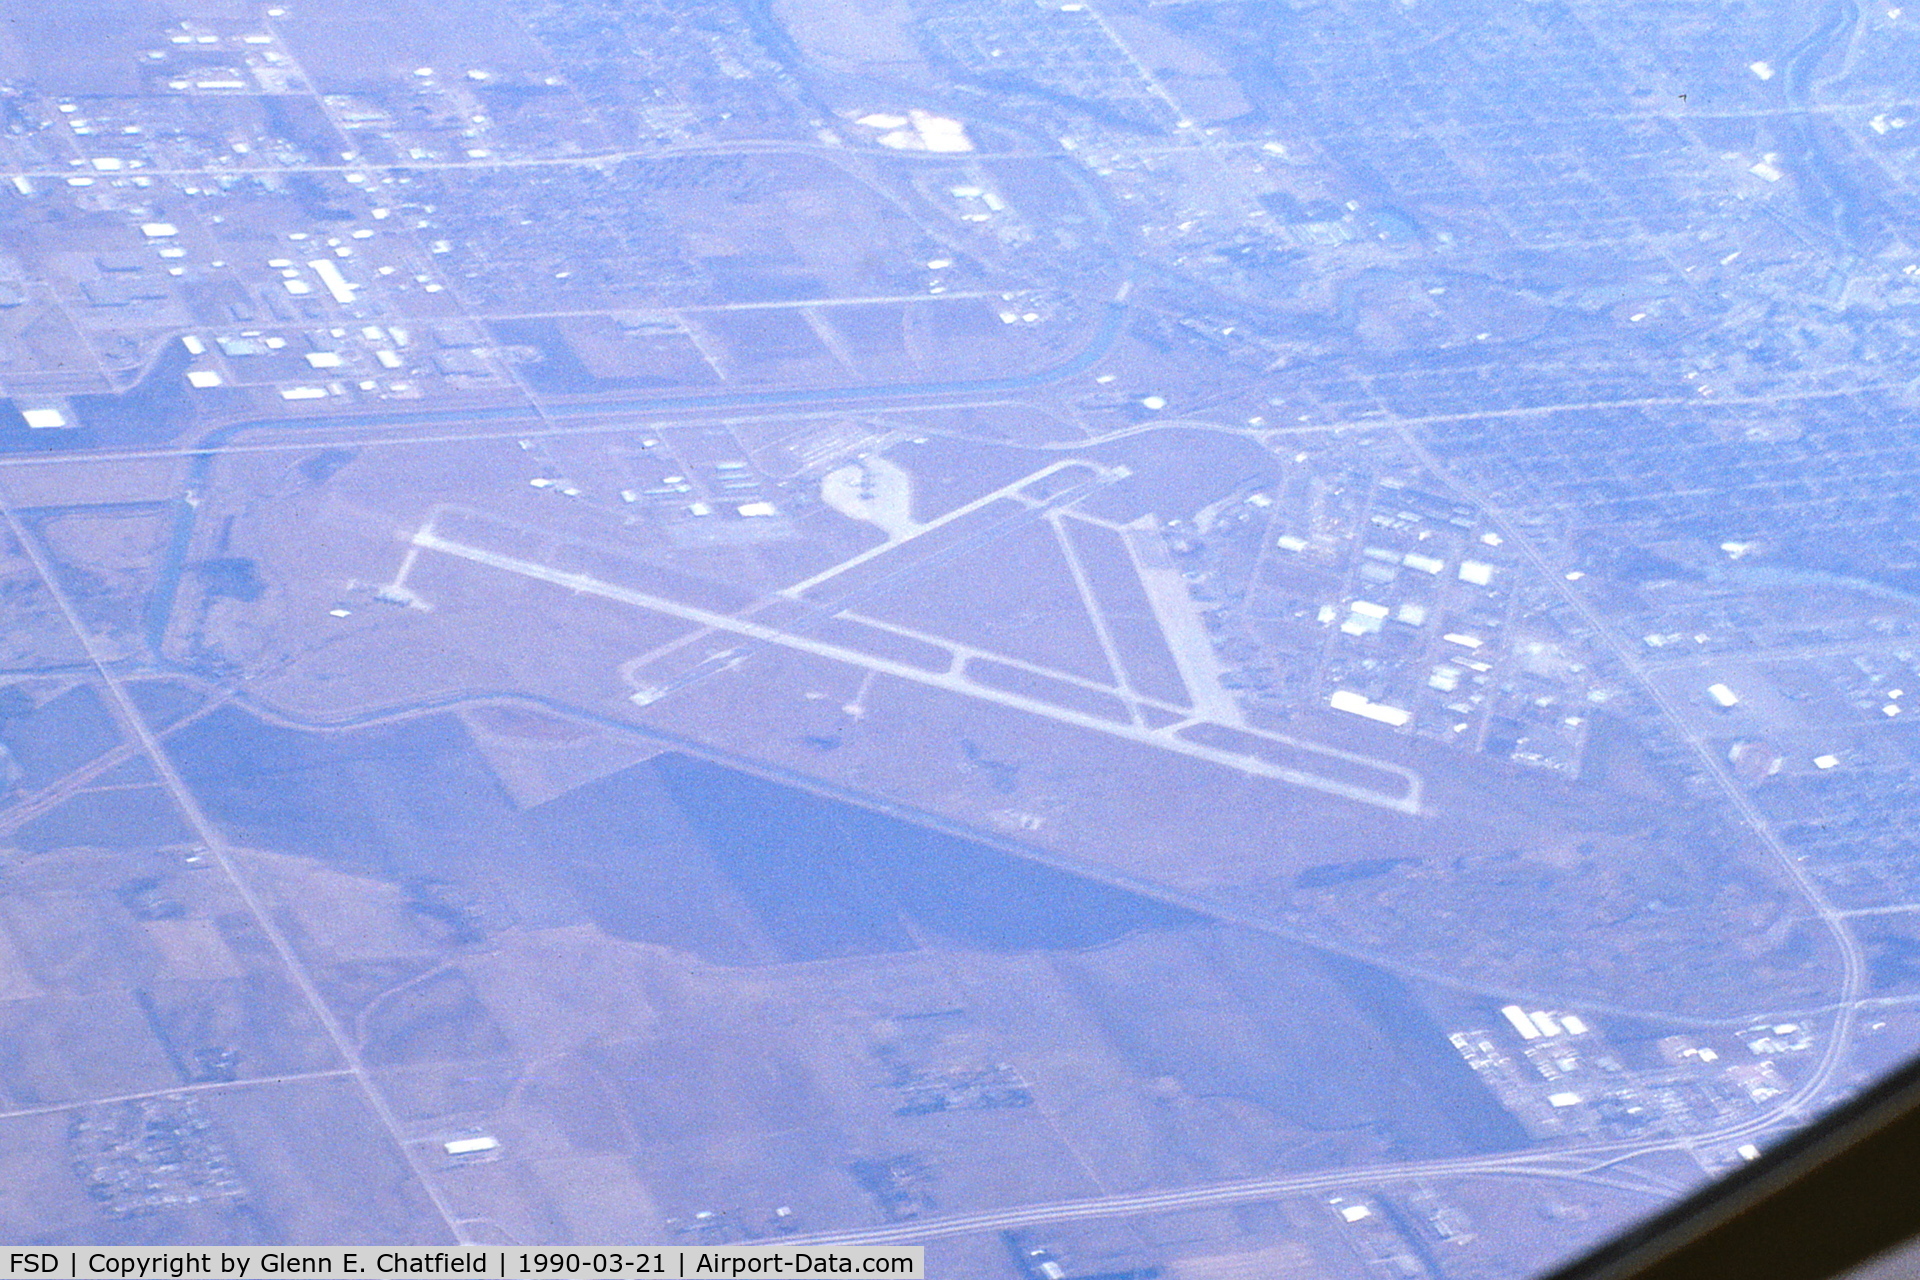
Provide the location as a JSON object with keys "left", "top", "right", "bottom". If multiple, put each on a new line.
{"left": 1389, "top": 425, "right": 1870, "bottom": 1127}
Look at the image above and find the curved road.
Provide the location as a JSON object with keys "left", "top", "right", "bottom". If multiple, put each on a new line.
{"left": 776, "top": 1046, "right": 1842, "bottom": 1250}
{"left": 11, "top": 192, "right": 1871, "bottom": 1252}
{"left": 776, "top": 1147, "right": 1692, "bottom": 1249}
{"left": 133, "top": 287, "right": 1135, "bottom": 658}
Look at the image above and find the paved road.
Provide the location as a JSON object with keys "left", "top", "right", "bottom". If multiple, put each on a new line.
{"left": 411, "top": 520, "right": 1422, "bottom": 812}
{"left": 776, "top": 1146, "right": 1691, "bottom": 1248}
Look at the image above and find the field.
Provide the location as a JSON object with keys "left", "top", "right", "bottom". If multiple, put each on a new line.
{"left": 116, "top": 398, "right": 1830, "bottom": 1024}
{"left": 12, "top": 717, "right": 1526, "bottom": 1242}
{"left": 0, "top": 0, "right": 1889, "bottom": 1256}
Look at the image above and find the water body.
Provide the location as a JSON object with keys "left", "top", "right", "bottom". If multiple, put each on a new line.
{"left": 12, "top": 299, "right": 1130, "bottom": 466}
{"left": 129, "top": 297, "right": 1129, "bottom": 664}
{"left": 1777, "top": 0, "right": 1880, "bottom": 251}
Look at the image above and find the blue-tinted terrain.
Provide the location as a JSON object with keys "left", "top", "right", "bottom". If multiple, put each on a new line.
{"left": 0, "top": 0, "right": 1914, "bottom": 1270}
